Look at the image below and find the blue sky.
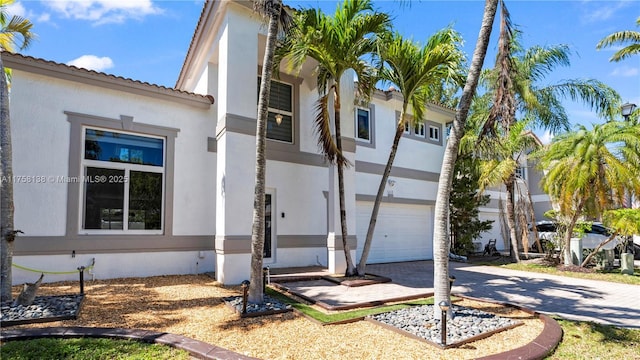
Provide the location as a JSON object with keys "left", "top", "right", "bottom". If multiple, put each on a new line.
{"left": 7, "top": 0, "right": 640, "bottom": 141}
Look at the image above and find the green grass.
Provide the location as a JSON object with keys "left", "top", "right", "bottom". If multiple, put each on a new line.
{"left": 501, "top": 263, "right": 640, "bottom": 285}
{"left": 548, "top": 319, "right": 640, "bottom": 359}
{"left": 0, "top": 338, "right": 191, "bottom": 360}
{"left": 266, "top": 287, "right": 435, "bottom": 323}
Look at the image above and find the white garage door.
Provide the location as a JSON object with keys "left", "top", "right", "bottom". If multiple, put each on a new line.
{"left": 356, "top": 201, "right": 433, "bottom": 264}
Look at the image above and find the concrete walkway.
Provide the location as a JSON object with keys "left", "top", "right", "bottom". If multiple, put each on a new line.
{"left": 275, "top": 261, "right": 640, "bottom": 329}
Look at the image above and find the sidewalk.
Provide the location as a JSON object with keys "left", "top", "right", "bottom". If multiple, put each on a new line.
{"left": 272, "top": 261, "right": 640, "bottom": 329}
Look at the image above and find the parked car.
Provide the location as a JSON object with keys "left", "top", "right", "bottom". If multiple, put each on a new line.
{"left": 528, "top": 221, "right": 640, "bottom": 259}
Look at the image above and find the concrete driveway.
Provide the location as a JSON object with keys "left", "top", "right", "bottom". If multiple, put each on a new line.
{"left": 365, "top": 261, "right": 640, "bottom": 329}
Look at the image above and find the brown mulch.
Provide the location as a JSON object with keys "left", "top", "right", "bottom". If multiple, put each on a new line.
{"left": 6, "top": 275, "right": 546, "bottom": 360}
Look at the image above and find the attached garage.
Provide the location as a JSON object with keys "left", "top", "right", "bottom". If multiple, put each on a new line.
{"left": 356, "top": 201, "right": 434, "bottom": 264}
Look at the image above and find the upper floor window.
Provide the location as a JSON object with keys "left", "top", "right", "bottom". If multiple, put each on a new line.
{"left": 82, "top": 128, "right": 164, "bottom": 233}
{"left": 445, "top": 122, "right": 453, "bottom": 138}
{"left": 515, "top": 166, "right": 526, "bottom": 180}
{"left": 414, "top": 123, "right": 425, "bottom": 137}
{"left": 258, "top": 77, "right": 293, "bottom": 144}
{"left": 429, "top": 125, "right": 440, "bottom": 142}
{"left": 356, "top": 108, "right": 371, "bottom": 142}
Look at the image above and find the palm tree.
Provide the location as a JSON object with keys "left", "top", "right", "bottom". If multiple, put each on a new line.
{"left": 248, "top": 0, "right": 291, "bottom": 304}
{"left": 536, "top": 122, "right": 640, "bottom": 266}
{"left": 279, "top": 0, "right": 391, "bottom": 276}
{"left": 471, "top": 8, "right": 620, "bottom": 262}
{"left": 432, "top": 0, "right": 499, "bottom": 320}
{"left": 357, "top": 29, "right": 465, "bottom": 275}
{"left": 596, "top": 17, "right": 640, "bottom": 62}
{"left": 1, "top": 0, "right": 35, "bottom": 302}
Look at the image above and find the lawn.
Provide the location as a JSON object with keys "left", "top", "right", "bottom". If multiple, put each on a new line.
{"left": 0, "top": 338, "right": 191, "bottom": 360}
{"left": 501, "top": 262, "right": 640, "bottom": 285}
{"left": 548, "top": 319, "right": 640, "bottom": 359}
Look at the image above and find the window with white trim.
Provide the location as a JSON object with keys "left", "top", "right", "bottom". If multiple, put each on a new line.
{"left": 82, "top": 128, "right": 164, "bottom": 232}
{"left": 355, "top": 108, "right": 371, "bottom": 142}
{"left": 414, "top": 123, "right": 425, "bottom": 137}
{"left": 258, "top": 77, "right": 293, "bottom": 143}
{"left": 429, "top": 125, "right": 440, "bottom": 141}
{"left": 515, "top": 166, "right": 526, "bottom": 180}
{"left": 445, "top": 122, "right": 453, "bottom": 138}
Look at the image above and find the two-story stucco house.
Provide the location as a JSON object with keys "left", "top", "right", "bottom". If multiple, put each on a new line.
{"left": 4, "top": 0, "right": 551, "bottom": 285}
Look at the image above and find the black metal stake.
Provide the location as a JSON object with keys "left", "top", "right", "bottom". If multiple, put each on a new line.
{"left": 263, "top": 267, "right": 267, "bottom": 293}
{"left": 241, "top": 280, "right": 250, "bottom": 314}
{"left": 77, "top": 266, "right": 85, "bottom": 294}
{"left": 438, "top": 301, "right": 450, "bottom": 346}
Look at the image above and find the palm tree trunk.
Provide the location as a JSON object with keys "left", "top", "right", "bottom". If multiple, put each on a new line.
{"left": 433, "top": 0, "right": 499, "bottom": 320}
{"left": 357, "top": 116, "right": 405, "bottom": 275}
{"left": 505, "top": 177, "right": 520, "bottom": 262}
{"left": 1, "top": 56, "right": 15, "bottom": 302}
{"left": 333, "top": 84, "right": 357, "bottom": 277}
{"left": 580, "top": 232, "right": 618, "bottom": 267}
{"left": 249, "top": 2, "right": 281, "bottom": 303}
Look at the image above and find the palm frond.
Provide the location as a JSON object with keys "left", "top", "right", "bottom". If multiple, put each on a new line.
{"left": 313, "top": 93, "right": 341, "bottom": 165}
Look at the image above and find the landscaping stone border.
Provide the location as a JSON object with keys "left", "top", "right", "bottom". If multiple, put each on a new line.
{"left": 0, "top": 327, "right": 259, "bottom": 360}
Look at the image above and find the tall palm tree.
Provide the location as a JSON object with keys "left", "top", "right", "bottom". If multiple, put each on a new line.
{"left": 248, "top": 0, "right": 291, "bottom": 304}
{"left": 471, "top": 7, "right": 619, "bottom": 262}
{"left": 357, "top": 29, "right": 465, "bottom": 275}
{"left": 536, "top": 122, "right": 640, "bottom": 266}
{"left": 432, "top": 0, "right": 499, "bottom": 320}
{"left": 596, "top": 16, "right": 640, "bottom": 62}
{"left": 279, "top": 0, "right": 391, "bottom": 276}
{"left": 1, "top": 0, "right": 35, "bottom": 302}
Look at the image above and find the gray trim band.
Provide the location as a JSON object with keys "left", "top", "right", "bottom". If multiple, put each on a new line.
{"left": 327, "top": 235, "right": 358, "bottom": 250}
{"left": 356, "top": 194, "right": 436, "bottom": 206}
{"left": 218, "top": 113, "right": 330, "bottom": 168}
{"left": 207, "top": 137, "right": 217, "bottom": 152}
{"left": 13, "top": 235, "right": 214, "bottom": 255}
{"left": 355, "top": 160, "right": 440, "bottom": 182}
{"left": 215, "top": 235, "right": 251, "bottom": 254}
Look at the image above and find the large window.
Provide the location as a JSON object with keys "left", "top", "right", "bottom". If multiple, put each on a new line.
{"left": 82, "top": 128, "right": 164, "bottom": 232}
{"left": 258, "top": 77, "right": 293, "bottom": 143}
{"left": 356, "top": 108, "right": 371, "bottom": 142}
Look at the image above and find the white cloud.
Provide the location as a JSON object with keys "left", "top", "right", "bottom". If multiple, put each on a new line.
{"left": 67, "top": 55, "right": 114, "bottom": 72}
{"left": 610, "top": 66, "right": 639, "bottom": 77}
{"left": 37, "top": 13, "right": 51, "bottom": 23}
{"left": 580, "top": 0, "right": 631, "bottom": 24}
{"left": 539, "top": 130, "right": 554, "bottom": 145}
{"left": 6, "top": 1, "right": 26, "bottom": 17}
{"left": 43, "top": 0, "right": 163, "bottom": 25}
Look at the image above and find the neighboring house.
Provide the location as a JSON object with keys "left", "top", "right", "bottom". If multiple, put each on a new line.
{"left": 5, "top": 0, "right": 551, "bottom": 285}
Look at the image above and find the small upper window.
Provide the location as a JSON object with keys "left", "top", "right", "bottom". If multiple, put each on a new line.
{"left": 445, "top": 122, "right": 453, "bottom": 138}
{"left": 515, "top": 166, "right": 526, "bottom": 180}
{"left": 429, "top": 125, "right": 440, "bottom": 141}
{"left": 258, "top": 77, "right": 293, "bottom": 143}
{"left": 414, "top": 123, "right": 425, "bottom": 137}
{"left": 356, "top": 108, "right": 371, "bottom": 141}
